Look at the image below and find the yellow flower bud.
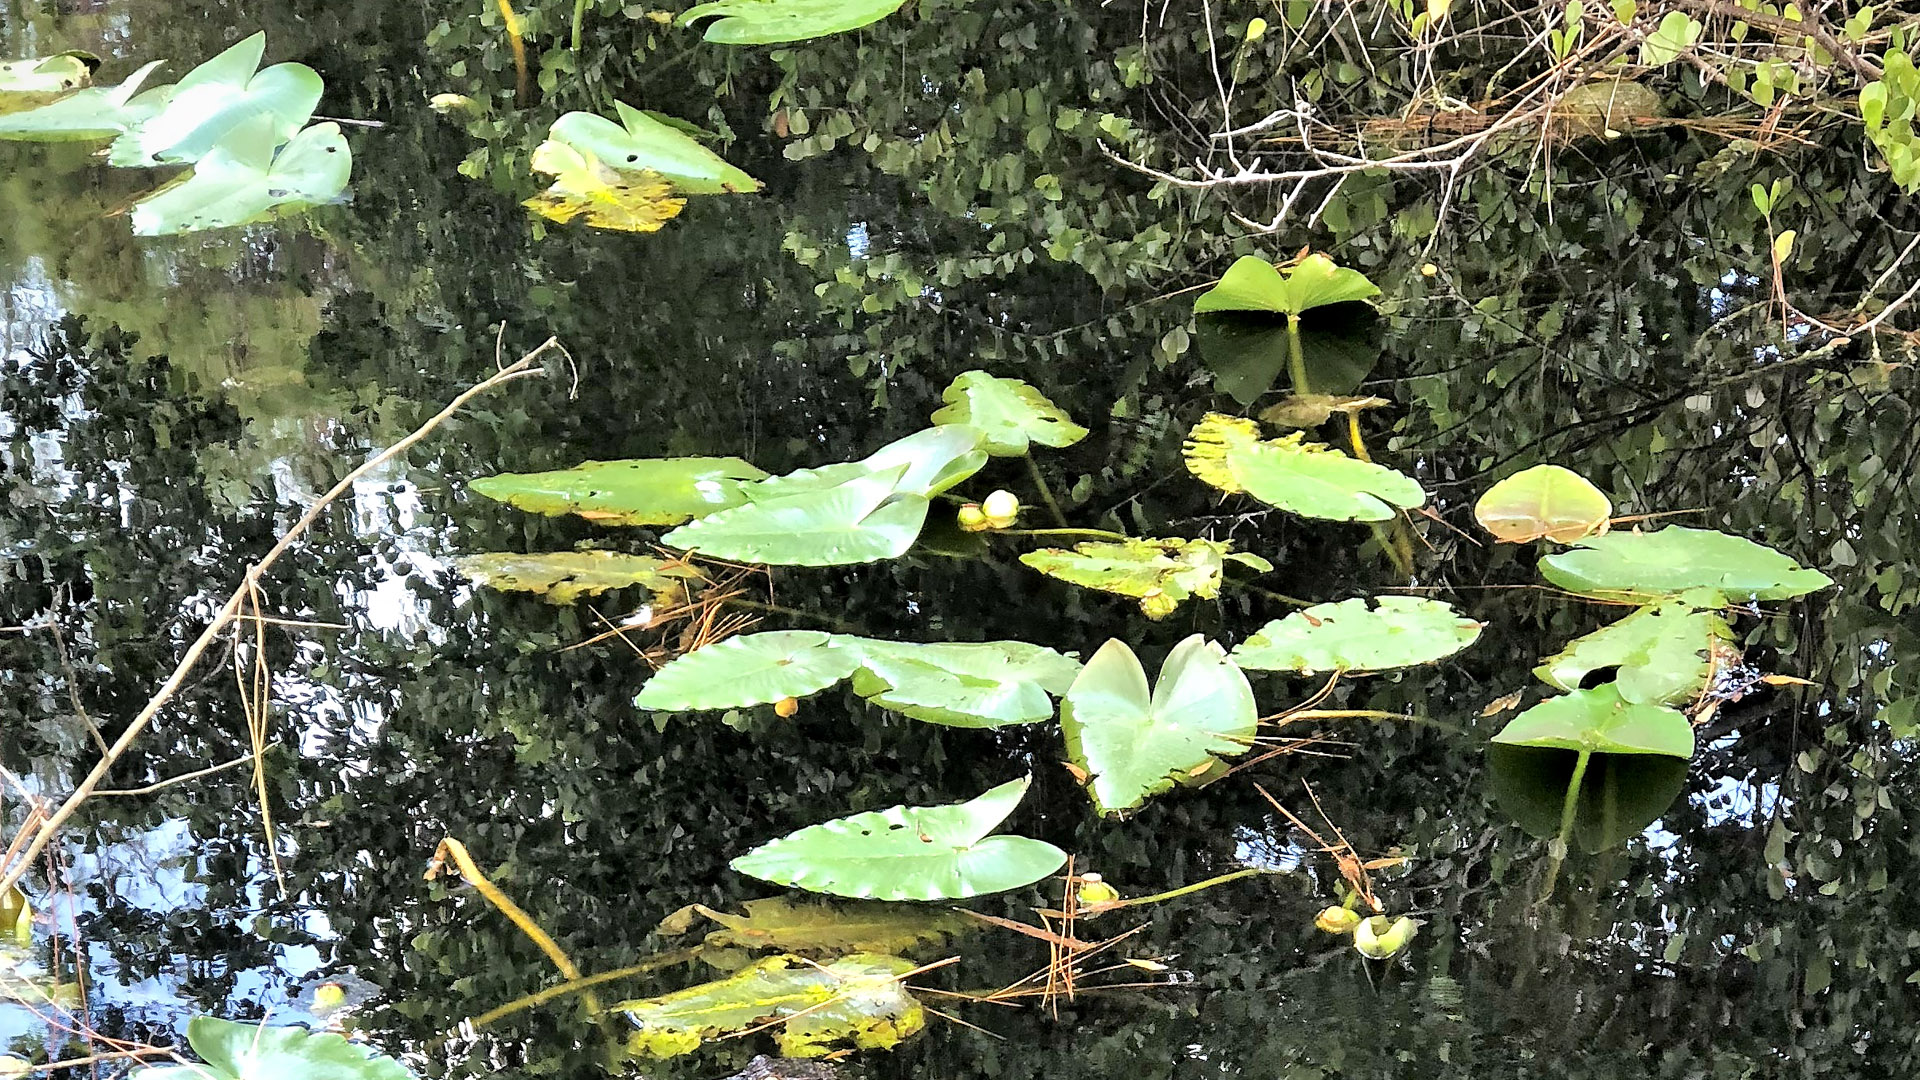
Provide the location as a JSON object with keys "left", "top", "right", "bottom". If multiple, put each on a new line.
{"left": 1245, "top": 16, "right": 1268, "bottom": 41}
{"left": 1314, "top": 906, "right": 1361, "bottom": 934}
{"left": 957, "top": 503, "right": 990, "bottom": 532}
{"left": 774, "top": 697, "right": 799, "bottom": 718}
{"left": 311, "top": 982, "right": 349, "bottom": 1015}
{"left": 1353, "top": 915, "right": 1419, "bottom": 959}
{"left": 1076, "top": 873, "right": 1121, "bottom": 906}
{"left": 1420, "top": 262, "right": 1439, "bottom": 277}
{"left": 982, "top": 489, "right": 1021, "bottom": 528}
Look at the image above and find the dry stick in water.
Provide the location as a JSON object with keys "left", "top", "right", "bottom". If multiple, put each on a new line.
{"left": 0, "top": 343, "right": 560, "bottom": 899}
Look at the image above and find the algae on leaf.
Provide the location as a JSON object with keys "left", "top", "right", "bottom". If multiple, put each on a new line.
{"left": 455, "top": 551, "right": 701, "bottom": 605}
{"left": 469, "top": 456, "right": 768, "bottom": 526}
{"left": 1231, "top": 596, "right": 1482, "bottom": 674}
{"left": 618, "top": 954, "right": 924, "bottom": 1059}
{"left": 1019, "top": 537, "right": 1271, "bottom": 618}
{"left": 731, "top": 777, "right": 1066, "bottom": 900}
{"left": 1060, "top": 636, "right": 1257, "bottom": 814}
{"left": 1184, "top": 413, "right": 1423, "bottom": 522}
{"left": 1539, "top": 526, "right": 1833, "bottom": 602}
{"left": 679, "top": 0, "right": 911, "bottom": 45}
{"left": 636, "top": 630, "right": 862, "bottom": 711}
{"left": 672, "top": 897, "right": 975, "bottom": 957}
{"left": 928, "top": 370, "right": 1088, "bottom": 456}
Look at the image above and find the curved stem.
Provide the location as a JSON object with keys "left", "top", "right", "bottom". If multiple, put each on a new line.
{"left": 1026, "top": 455, "right": 1070, "bottom": 528}
{"left": 1084, "top": 867, "right": 1285, "bottom": 914}
{"left": 457, "top": 948, "right": 702, "bottom": 1032}
{"left": 430, "top": 838, "right": 603, "bottom": 1015}
{"left": 1540, "top": 749, "right": 1593, "bottom": 902}
{"left": 570, "top": 0, "right": 588, "bottom": 52}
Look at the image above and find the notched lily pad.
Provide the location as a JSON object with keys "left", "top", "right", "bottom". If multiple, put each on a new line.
{"left": 1194, "top": 254, "right": 1381, "bottom": 317}
{"left": 108, "top": 33, "right": 323, "bottom": 167}
{"left": 843, "top": 638, "right": 1081, "bottom": 727}
{"left": 636, "top": 630, "right": 863, "bottom": 711}
{"left": 130, "top": 1017, "right": 411, "bottom": 1080}
{"left": 469, "top": 456, "right": 769, "bottom": 527}
{"left": 1184, "top": 413, "right": 1423, "bottom": 522}
{"left": 663, "top": 466, "right": 930, "bottom": 567}
{"left": 1535, "top": 599, "right": 1732, "bottom": 705}
{"left": 1231, "top": 596, "right": 1482, "bottom": 674}
{"left": 455, "top": 551, "right": 701, "bottom": 605}
{"left": 0, "top": 60, "right": 165, "bottom": 140}
{"left": 617, "top": 953, "right": 923, "bottom": 1059}
{"left": 929, "top": 370, "right": 1087, "bottom": 456}
{"left": 130, "top": 119, "right": 350, "bottom": 236}
{"left": 1475, "top": 464, "right": 1611, "bottom": 544}
{"left": 545, "top": 100, "right": 760, "bottom": 195}
{"left": 1019, "top": 537, "right": 1271, "bottom": 618}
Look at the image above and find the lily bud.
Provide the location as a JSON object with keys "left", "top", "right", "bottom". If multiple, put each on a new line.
{"left": 428, "top": 93, "right": 477, "bottom": 114}
{"left": 1420, "top": 262, "right": 1439, "bottom": 277}
{"left": 774, "top": 697, "right": 799, "bottom": 718}
{"left": 1139, "top": 589, "right": 1178, "bottom": 619}
{"left": 981, "top": 489, "right": 1021, "bottom": 529}
{"left": 1353, "top": 915, "right": 1419, "bottom": 959}
{"left": 957, "top": 503, "right": 990, "bottom": 532}
{"left": 1314, "top": 906, "right": 1361, "bottom": 934}
{"left": 1076, "top": 873, "right": 1121, "bottom": 906}
{"left": 311, "top": 982, "right": 349, "bottom": 1016}
{"left": 1245, "top": 16, "right": 1268, "bottom": 41}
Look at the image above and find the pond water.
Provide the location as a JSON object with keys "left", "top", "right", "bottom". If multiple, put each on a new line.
{"left": 2, "top": 1, "right": 1918, "bottom": 1078}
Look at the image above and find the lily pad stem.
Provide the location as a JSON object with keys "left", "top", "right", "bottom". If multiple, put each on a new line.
{"left": 1026, "top": 455, "right": 1070, "bottom": 528}
{"left": 1285, "top": 314, "right": 1311, "bottom": 394}
{"left": 570, "top": 0, "right": 588, "bottom": 52}
{"left": 999, "top": 527, "right": 1132, "bottom": 542}
{"left": 1084, "top": 867, "right": 1286, "bottom": 913}
{"left": 1542, "top": 748, "right": 1593, "bottom": 900}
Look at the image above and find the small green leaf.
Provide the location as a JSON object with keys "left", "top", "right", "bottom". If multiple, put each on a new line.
{"left": 1194, "top": 254, "right": 1381, "bottom": 317}
{"left": 1184, "top": 413, "right": 1424, "bottom": 522}
{"left": 730, "top": 777, "right": 1067, "bottom": 900}
{"left": 617, "top": 954, "right": 923, "bottom": 1059}
{"left": 131, "top": 1017, "right": 411, "bottom": 1080}
{"left": 678, "top": 0, "right": 911, "bottom": 44}
{"left": 1535, "top": 599, "right": 1733, "bottom": 705}
{"left": 1539, "top": 526, "right": 1833, "bottom": 602}
{"left": 1019, "top": 536, "right": 1264, "bottom": 618}
{"left": 469, "top": 457, "right": 769, "bottom": 526}
{"left": 1639, "top": 10, "right": 1702, "bottom": 65}
{"left": 454, "top": 551, "right": 701, "bottom": 605}
{"left": 1061, "top": 636, "right": 1257, "bottom": 814}
{"left": 546, "top": 100, "right": 760, "bottom": 194}
{"left": 1474, "top": 464, "right": 1610, "bottom": 543}
{"left": 1231, "top": 596, "right": 1482, "bottom": 674}
{"left": 929, "top": 370, "right": 1088, "bottom": 456}
{"left": 636, "top": 630, "right": 863, "bottom": 710}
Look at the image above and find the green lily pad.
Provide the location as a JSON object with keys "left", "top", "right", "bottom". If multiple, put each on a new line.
{"left": 747, "top": 426, "right": 987, "bottom": 502}
{"left": 617, "top": 954, "right": 923, "bottom": 1059}
{"left": 109, "top": 33, "right": 322, "bottom": 167}
{"left": 1492, "top": 684, "right": 1695, "bottom": 758}
{"left": 1474, "top": 464, "right": 1611, "bottom": 544}
{"left": 844, "top": 638, "right": 1082, "bottom": 727}
{"left": 928, "top": 371, "right": 1088, "bottom": 456}
{"left": 1019, "top": 537, "right": 1271, "bottom": 619}
{"left": 1231, "top": 596, "right": 1482, "bottom": 674}
{"left": 454, "top": 551, "right": 701, "bottom": 605}
{"left": 678, "top": 0, "right": 910, "bottom": 45}
{"left": 130, "top": 1017, "right": 411, "bottom": 1080}
{"left": 1539, "top": 526, "right": 1834, "bottom": 602}
{"left": 663, "top": 466, "right": 930, "bottom": 566}
{"left": 1193, "top": 254, "right": 1381, "bottom": 317}
{"left": 730, "top": 777, "right": 1066, "bottom": 900}
{"left": 1535, "top": 599, "right": 1733, "bottom": 705}
{"left": 636, "top": 630, "right": 863, "bottom": 710}
{"left": 546, "top": 100, "right": 760, "bottom": 194}
{"left": 469, "top": 457, "right": 768, "bottom": 526}
{"left": 1060, "top": 636, "right": 1258, "bottom": 815}
{"left": 1184, "top": 413, "right": 1424, "bottom": 522}
{"left": 130, "top": 120, "right": 350, "bottom": 235}
{"left": 676, "top": 897, "right": 975, "bottom": 957}
{"left": 0, "top": 60, "right": 165, "bottom": 140}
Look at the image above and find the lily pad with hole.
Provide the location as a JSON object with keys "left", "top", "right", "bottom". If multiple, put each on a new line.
{"left": 1535, "top": 599, "right": 1733, "bottom": 705}
{"left": 843, "top": 638, "right": 1082, "bottom": 727}
{"left": 130, "top": 1017, "right": 411, "bottom": 1080}
{"left": 108, "top": 33, "right": 323, "bottom": 167}
{"left": 1231, "top": 596, "right": 1482, "bottom": 674}
{"left": 1539, "top": 526, "right": 1833, "bottom": 602}
{"left": 129, "top": 119, "right": 351, "bottom": 235}
{"left": 678, "top": 0, "right": 911, "bottom": 45}
{"left": 454, "top": 551, "right": 701, "bottom": 605}
{"left": 1019, "top": 537, "right": 1271, "bottom": 619}
{"left": 663, "top": 466, "right": 930, "bottom": 566}
{"left": 636, "top": 630, "right": 864, "bottom": 711}
{"left": 469, "top": 456, "right": 768, "bottom": 527}
{"left": 617, "top": 954, "right": 923, "bottom": 1059}
{"left": 1184, "top": 413, "right": 1423, "bottom": 522}
{"left": 546, "top": 100, "right": 760, "bottom": 194}
{"left": 1474, "top": 464, "right": 1612, "bottom": 544}
{"left": 928, "top": 370, "right": 1088, "bottom": 456}
{"left": 731, "top": 777, "right": 1066, "bottom": 900}
{"left": 1194, "top": 254, "right": 1381, "bottom": 317}
{"left": 1061, "top": 636, "right": 1258, "bottom": 815}
{"left": 523, "top": 139, "right": 686, "bottom": 232}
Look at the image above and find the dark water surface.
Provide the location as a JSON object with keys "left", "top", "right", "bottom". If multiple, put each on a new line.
{"left": 3, "top": 1, "right": 1918, "bottom": 1077}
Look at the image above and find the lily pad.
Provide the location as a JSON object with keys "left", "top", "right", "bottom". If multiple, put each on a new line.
{"left": 1193, "top": 254, "right": 1380, "bottom": 317}
{"left": 546, "top": 100, "right": 760, "bottom": 194}
{"left": 1474, "top": 464, "right": 1612, "bottom": 543}
{"left": 1535, "top": 599, "right": 1733, "bottom": 705}
{"left": 673, "top": 897, "right": 975, "bottom": 957}
{"left": 663, "top": 466, "right": 930, "bottom": 566}
{"left": 0, "top": 60, "right": 165, "bottom": 140}
{"left": 1060, "top": 636, "right": 1258, "bottom": 815}
{"left": 618, "top": 954, "right": 923, "bottom": 1059}
{"left": 524, "top": 139, "right": 686, "bottom": 232}
{"left": 678, "top": 0, "right": 911, "bottom": 45}
{"left": 731, "top": 777, "right": 1066, "bottom": 900}
{"left": 928, "top": 371, "right": 1088, "bottom": 456}
{"left": 1539, "top": 526, "right": 1833, "bottom": 602}
{"left": 1258, "top": 394, "right": 1391, "bottom": 429}
{"left": 1492, "top": 684, "right": 1695, "bottom": 758}
{"left": 1195, "top": 309, "right": 1382, "bottom": 404}
{"left": 636, "top": 630, "right": 863, "bottom": 711}
{"left": 748, "top": 426, "right": 987, "bottom": 502}
{"left": 1019, "top": 537, "right": 1271, "bottom": 618}
{"left": 130, "top": 120, "right": 350, "bottom": 236}
{"left": 1230, "top": 596, "right": 1482, "bottom": 674}
{"left": 0, "top": 53, "right": 94, "bottom": 112}
{"left": 130, "top": 1017, "right": 411, "bottom": 1080}
{"left": 469, "top": 456, "right": 768, "bottom": 526}
{"left": 109, "top": 34, "right": 322, "bottom": 167}
{"left": 844, "top": 638, "right": 1082, "bottom": 727}
{"left": 1184, "top": 413, "right": 1424, "bottom": 522}
{"left": 454, "top": 551, "right": 701, "bottom": 605}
